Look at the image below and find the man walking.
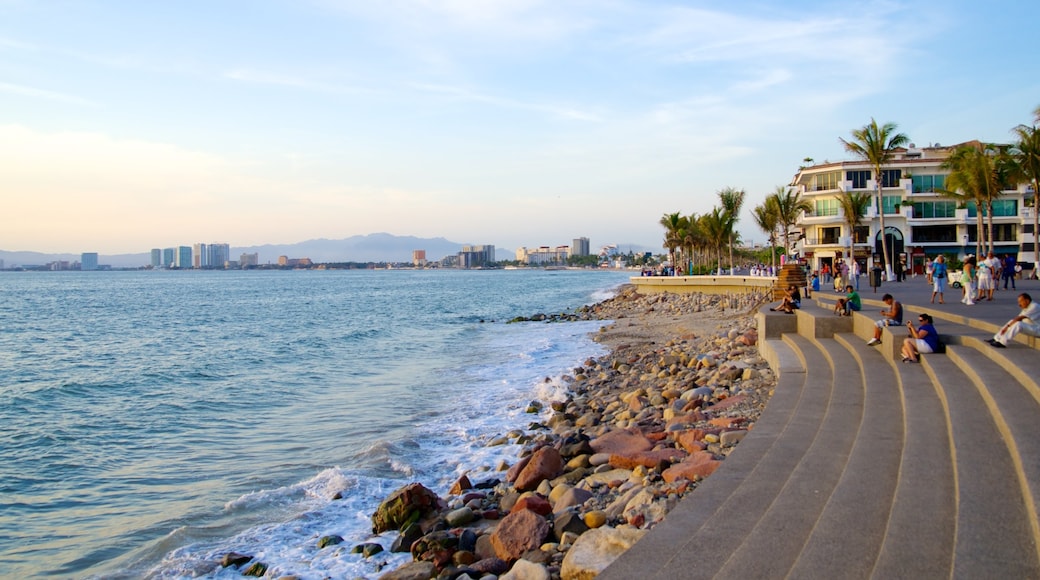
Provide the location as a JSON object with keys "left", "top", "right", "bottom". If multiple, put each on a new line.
{"left": 1002, "top": 254, "right": 1017, "bottom": 290}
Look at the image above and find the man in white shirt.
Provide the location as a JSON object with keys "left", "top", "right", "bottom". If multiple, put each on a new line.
{"left": 989, "top": 293, "right": 1040, "bottom": 348}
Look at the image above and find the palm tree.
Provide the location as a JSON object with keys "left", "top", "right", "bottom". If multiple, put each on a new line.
{"left": 941, "top": 142, "right": 1005, "bottom": 258}
{"left": 1012, "top": 116, "right": 1040, "bottom": 275}
{"left": 718, "top": 187, "right": 746, "bottom": 274}
{"left": 840, "top": 119, "right": 910, "bottom": 280}
{"left": 772, "top": 185, "right": 811, "bottom": 257}
{"left": 698, "top": 208, "right": 728, "bottom": 275}
{"left": 752, "top": 197, "right": 780, "bottom": 273}
{"left": 659, "top": 212, "right": 683, "bottom": 274}
{"left": 836, "top": 191, "right": 871, "bottom": 268}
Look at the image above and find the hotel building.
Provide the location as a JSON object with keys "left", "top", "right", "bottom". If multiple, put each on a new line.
{"left": 792, "top": 142, "right": 1036, "bottom": 276}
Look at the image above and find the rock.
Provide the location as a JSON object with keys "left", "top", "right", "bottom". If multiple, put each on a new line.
{"left": 490, "top": 508, "right": 551, "bottom": 562}
{"left": 378, "top": 561, "right": 437, "bottom": 580}
{"left": 411, "top": 530, "right": 459, "bottom": 568}
{"left": 470, "top": 557, "right": 511, "bottom": 575}
{"left": 584, "top": 510, "right": 608, "bottom": 529}
{"left": 502, "top": 558, "right": 552, "bottom": 580}
{"left": 372, "top": 482, "right": 442, "bottom": 534}
{"left": 560, "top": 526, "right": 647, "bottom": 580}
{"left": 352, "top": 542, "right": 384, "bottom": 557}
{"left": 390, "top": 522, "right": 424, "bottom": 553}
{"left": 317, "top": 535, "right": 344, "bottom": 549}
{"left": 582, "top": 468, "right": 635, "bottom": 487}
{"left": 662, "top": 451, "right": 722, "bottom": 483}
{"left": 607, "top": 448, "right": 686, "bottom": 470}
{"left": 449, "top": 474, "right": 473, "bottom": 495}
{"left": 720, "top": 429, "right": 748, "bottom": 446}
{"left": 243, "top": 562, "right": 268, "bottom": 577}
{"left": 446, "top": 506, "right": 476, "bottom": 527}
{"left": 554, "top": 510, "right": 590, "bottom": 540}
{"left": 220, "top": 552, "right": 253, "bottom": 568}
{"left": 513, "top": 494, "right": 552, "bottom": 516}
{"left": 552, "top": 487, "right": 594, "bottom": 513}
{"left": 589, "top": 429, "right": 653, "bottom": 456}
{"left": 515, "top": 446, "right": 564, "bottom": 491}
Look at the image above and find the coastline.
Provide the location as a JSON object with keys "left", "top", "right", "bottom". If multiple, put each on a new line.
{"left": 218, "top": 284, "right": 776, "bottom": 579}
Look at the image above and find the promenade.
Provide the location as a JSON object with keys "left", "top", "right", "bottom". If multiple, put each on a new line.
{"left": 601, "top": 273, "right": 1040, "bottom": 579}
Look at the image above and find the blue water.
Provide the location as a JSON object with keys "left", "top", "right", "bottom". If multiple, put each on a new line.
{"left": 0, "top": 269, "right": 630, "bottom": 578}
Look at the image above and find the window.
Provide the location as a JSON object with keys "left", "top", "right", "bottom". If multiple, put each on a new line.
{"left": 882, "top": 195, "right": 901, "bottom": 214}
{"left": 847, "top": 170, "right": 870, "bottom": 189}
{"left": 812, "top": 171, "right": 841, "bottom": 191}
{"left": 819, "top": 226, "right": 841, "bottom": 245}
{"left": 992, "top": 199, "right": 1018, "bottom": 217}
{"left": 911, "top": 174, "right": 945, "bottom": 193}
{"left": 815, "top": 198, "right": 840, "bottom": 216}
{"left": 881, "top": 169, "right": 902, "bottom": 187}
{"left": 968, "top": 224, "right": 1018, "bottom": 242}
{"left": 911, "top": 225, "right": 957, "bottom": 243}
{"left": 853, "top": 225, "right": 870, "bottom": 243}
{"left": 911, "top": 201, "right": 957, "bottom": 218}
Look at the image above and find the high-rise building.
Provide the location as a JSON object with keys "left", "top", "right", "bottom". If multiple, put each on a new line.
{"left": 176, "top": 246, "right": 192, "bottom": 269}
{"left": 459, "top": 245, "right": 495, "bottom": 268}
{"left": 240, "top": 252, "right": 259, "bottom": 267}
{"left": 413, "top": 249, "right": 427, "bottom": 267}
{"left": 81, "top": 253, "right": 99, "bottom": 271}
{"left": 163, "top": 248, "right": 175, "bottom": 268}
{"left": 193, "top": 243, "right": 208, "bottom": 268}
{"left": 572, "top": 237, "right": 590, "bottom": 257}
{"left": 151, "top": 249, "right": 162, "bottom": 268}
{"left": 208, "top": 243, "right": 230, "bottom": 268}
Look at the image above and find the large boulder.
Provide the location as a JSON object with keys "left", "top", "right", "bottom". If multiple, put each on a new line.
{"left": 514, "top": 446, "right": 564, "bottom": 492}
{"left": 372, "top": 482, "right": 442, "bottom": 534}
{"left": 589, "top": 429, "right": 653, "bottom": 456}
{"left": 560, "top": 526, "right": 647, "bottom": 580}
{"left": 490, "top": 508, "right": 551, "bottom": 561}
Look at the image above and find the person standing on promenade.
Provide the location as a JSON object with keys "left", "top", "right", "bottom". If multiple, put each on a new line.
{"left": 961, "top": 256, "right": 977, "bottom": 305}
{"left": 988, "top": 293, "right": 1040, "bottom": 348}
{"left": 1002, "top": 253, "right": 1017, "bottom": 290}
{"left": 835, "top": 284, "right": 861, "bottom": 316}
{"left": 925, "top": 257, "right": 934, "bottom": 284}
{"left": 853, "top": 260, "right": 861, "bottom": 291}
{"left": 931, "top": 255, "right": 948, "bottom": 304}
{"left": 902, "top": 313, "right": 939, "bottom": 363}
{"left": 979, "top": 251, "right": 998, "bottom": 301}
{"left": 867, "top": 293, "right": 903, "bottom": 346}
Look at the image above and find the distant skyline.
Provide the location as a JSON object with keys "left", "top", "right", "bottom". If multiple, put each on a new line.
{"left": 2, "top": 1, "right": 1038, "bottom": 254}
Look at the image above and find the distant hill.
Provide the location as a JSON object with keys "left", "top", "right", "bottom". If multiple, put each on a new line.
{"left": 0, "top": 234, "right": 476, "bottom": 269}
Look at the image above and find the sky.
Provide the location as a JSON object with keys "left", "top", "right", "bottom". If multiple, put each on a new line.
{"left": 2, "top": 0, "right": 1038, "bottom": 255}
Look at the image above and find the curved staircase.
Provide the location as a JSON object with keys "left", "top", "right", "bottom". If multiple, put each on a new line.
{"left": 601, "top": 294, "right": 1040, "bottom": 579}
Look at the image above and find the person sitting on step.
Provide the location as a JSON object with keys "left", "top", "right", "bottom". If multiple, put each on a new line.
{"left": 988, "top": 293, "right": 1040, "bottom": 348}
{"left": 902, "top": 313, "right": 939, "bottom": 363}
{"left": 834, "top": 284, "right": 861, "bottom": 316}
{"left": 769, "top": 285, "right": 801, "bottom": 314}
{"left": 867, "top": 293, "right": 902, "bottom": 346}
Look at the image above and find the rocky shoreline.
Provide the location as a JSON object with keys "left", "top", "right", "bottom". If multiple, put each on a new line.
{"left": 223, "top": 285, "right": 776, "bottom": 580}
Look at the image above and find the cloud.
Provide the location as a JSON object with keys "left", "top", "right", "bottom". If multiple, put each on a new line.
{"left": 0, "top": 82, "right": 94, "bottom": 106}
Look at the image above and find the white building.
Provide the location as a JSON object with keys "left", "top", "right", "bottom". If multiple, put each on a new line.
{"left": 792, "top": 141, "right": 1034, "bottom": 276}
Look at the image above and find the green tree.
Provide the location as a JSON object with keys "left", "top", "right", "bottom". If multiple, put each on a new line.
{"left": 836, "top": 191, "right": 871, "bottom": 268}
{"left": 717, "top": 187, "right": 746, "bottom": 274}
{"left": 941, "top": 142, "right": 1007, "bottom": 258}
{"left": 772, "top": 185, "right": 811, "bottom": 257}
{"left": 840, "top": 118, "right": 910, "bottom": 279}
{"left": 752, "top": 196, "right": 780, "bottom": 273}
{"left": 1012, "top": 112, "right": 1040, "bottom": 275}
{"left": 659, "top": 212, "right": 683, "bottom": 273}
{"left": 698, "top": 208, "right": 728, "bottom": 275}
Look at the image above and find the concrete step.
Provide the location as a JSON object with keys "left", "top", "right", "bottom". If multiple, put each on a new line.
{"left": 920, "top": 347, "right": 1040, "bottom": 577}
{"left": 944, "top": 344, "right": 1040, "bottom": 567}
{"left": 600, "top": 331, "right": 839, "bottom": 579}
{"left": 784, "top": 335, "right": 905, "bottom": 578}
{"left": 705, "top": 334, "right": 865, "bottom": 578}
{"left": 856, "top": 333, "right": 956, "bottom": 579}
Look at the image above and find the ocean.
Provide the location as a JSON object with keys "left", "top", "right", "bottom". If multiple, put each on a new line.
{"left": 0, "top": 268, "right": 631, "bottom": 579}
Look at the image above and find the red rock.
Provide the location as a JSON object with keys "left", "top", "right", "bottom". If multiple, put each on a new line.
{"left": 662, "top": 451, "right": 722, "bottom": 483}
{"left": 607, "top": 448, "right": 687, "bottom": 469}
{"left": 645, "top": 430, "right": 668, "bottom": 442}
{"left": 489, "top": 509, "right": 551, "bottom": 562}
{"left": 506, "top": 455, "right": 533, "bottom": 483}
{"left": 449, "top": 474, "right": 472, "bottom": 495}
{"left": 514, "top": 447, "right": 563, "bottom": 492}
{"left": 710, "top": 394, "right": 748, "bottom": 411}
{"left": 709, "top": 417, "right": 747, "bottom": 428}
{"left": 512, "top": 495, "right": 552, "bottom": 516}
{"left": 675, "top": 430, "right": 708, "bottom": 453}
{"left": 589, "top": 429, "right": 653, "bottom": 455}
